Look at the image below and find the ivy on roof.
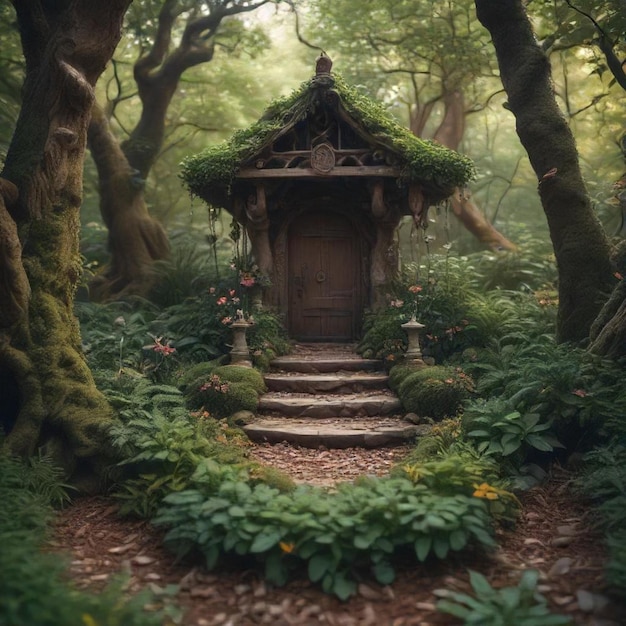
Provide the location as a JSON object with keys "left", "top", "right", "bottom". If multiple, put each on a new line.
{"left": 180, "top": 74, "right": 475, "bottom": 202}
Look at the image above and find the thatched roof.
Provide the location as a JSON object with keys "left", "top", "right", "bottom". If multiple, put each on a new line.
{"left": 180, "top": 72, "right": 474, "bottom": 208}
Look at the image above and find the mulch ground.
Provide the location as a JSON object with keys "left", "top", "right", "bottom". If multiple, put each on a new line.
{"left": 49, "top": 443, "right": 626, "bottom": 626}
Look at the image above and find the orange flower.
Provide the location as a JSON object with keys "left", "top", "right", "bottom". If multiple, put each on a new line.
{"left": 473, "top": 483, "right": 499, "bottom": 500}
{"left": 279, "top": 542, "right": 295, "bottom": 554}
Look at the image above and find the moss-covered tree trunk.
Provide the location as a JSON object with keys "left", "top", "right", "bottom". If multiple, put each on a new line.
{"left": 0, "top": 0, "right": 130, "bottom": 485}
{"left": 475, "top": 0, "right": 615, "bottom": 342}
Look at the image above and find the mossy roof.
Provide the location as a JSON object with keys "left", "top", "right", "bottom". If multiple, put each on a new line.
{"left": 180, "top": 73, "right": 475, "bottom": 207}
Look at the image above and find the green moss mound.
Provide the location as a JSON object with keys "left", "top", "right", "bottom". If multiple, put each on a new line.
{"left": 177, "top": 358, "right": 225, "bottom": 391}
{"left": 185, "top": 378, "right": 259, "bottom": 418}
{"left": 388, "top": 363, "right": 426, "bottom": 392}
{"left": 212, "top": 365, "right": 266, "bottom": 394}
{"left": 397, "top": 366, "right": 472, "bottom": 420}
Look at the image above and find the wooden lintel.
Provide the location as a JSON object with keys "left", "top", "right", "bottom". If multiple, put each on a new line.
{"left": 236, "top": 166, "right": 401, "bottom": 179}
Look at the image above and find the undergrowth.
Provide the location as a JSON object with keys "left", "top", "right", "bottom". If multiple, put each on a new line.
{"left": 0, "top": 450, "right": 174, "bottom": 626}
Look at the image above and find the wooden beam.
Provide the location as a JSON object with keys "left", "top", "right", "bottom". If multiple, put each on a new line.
{"left": 236, "top": 166, "right": 402, "bottom": 179}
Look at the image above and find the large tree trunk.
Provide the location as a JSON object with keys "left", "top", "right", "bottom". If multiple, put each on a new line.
{"left": 432, "top": 89, "right": 517, "bottom": 252}
{"left": 0, "top": 0, "right": 130, "bottom": 487}
{"left": 88, "top": 104, "right": 170, "bottom": 301}
{"left": 89, "top": 0, "right": 269, "bottom": 300}
{"left": 475, "top": 0, "right": 614, "bottom": 342}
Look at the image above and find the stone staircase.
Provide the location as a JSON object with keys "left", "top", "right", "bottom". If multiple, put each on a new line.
{"left": 242, "top": 344, "right": 420, "bottom": 448}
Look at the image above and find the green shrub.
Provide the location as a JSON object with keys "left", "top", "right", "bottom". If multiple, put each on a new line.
{"left": 247, "top": 308, "right": 291, "bottom": 369}
{"left": 436, "top": 569, "right": 570, "bottom": 626}
{"left": 397, "top": 366, "right": 473, "bottom": 420}
{"left": 212, "top": 365, "right": 267, "bottom": 394}
{"left": 462, "top": 399, "right": 563, "bottom": 463}
{"left": 0, "top": 452, "right": 169, "bottom": 626}
{"left": 154, "top": 462, "right": 495, "bottom": 600}
{"left": 176, "top": 358, "right": 224, "bottom": 391}
{"left": 388, "top": 363, "right": 426, "bottom": 392}
{"left": 574, "top": 443, "right": 626, "bottom": 593}
{"left": 184, "top": 375, "right": 259, "bottom": 417}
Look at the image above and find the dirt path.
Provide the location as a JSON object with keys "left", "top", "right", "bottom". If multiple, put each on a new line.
{"left": 49, "top": 446, "right": 625, "bottom": 626}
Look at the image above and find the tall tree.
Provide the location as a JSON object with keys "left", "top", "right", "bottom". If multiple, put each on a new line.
{"left": 474, "top": 0, "right": 615, "bottom": 342}
{"left": 300, "top": 0, "right": 517, "bottom": 251}
{"left": 89, "top": 0, "right": 276, "bottom": 300}
{"left": 0, "top": 0, "right": 131, "bottom": 482}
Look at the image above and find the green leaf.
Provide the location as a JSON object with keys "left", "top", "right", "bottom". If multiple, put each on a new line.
{"left": 331, "top": 572, "right": 357, "bottom": 600}
{"left": 250, "top": 529, "right": 282, "bottom": 553}
{"left": 372, "top": 560, "right": 396, "bottom": 585}
{"left": 526, "top": 434, "right": 554, "bottom": 452}
{"left": 468, "top": 570, "right": 494, "bottom": 596}
{"left": 433, "top": 536, "right": 450, "bottom": 559}
{"left": 308, "top": 553, "right": 333, "bottom": 582}
{"left": 436, "top": 599, "right": 472, "bottom": 619}
{"left": 264, "top": 552, "right": 289, "bottom": 586}
{"left": 449, "top": 528, "right": 468, "bottom": 551}
{"left": 414, "top": 535, "right": 432, "bottom": 561}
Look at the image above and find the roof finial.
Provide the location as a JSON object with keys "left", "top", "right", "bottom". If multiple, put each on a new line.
{"left": 315, "top": 52, "right": 332, "bottom": 76}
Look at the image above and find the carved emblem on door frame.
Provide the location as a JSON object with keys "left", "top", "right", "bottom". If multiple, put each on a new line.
{"left": 311, "top": 142, "right": 335, "bottom": 173}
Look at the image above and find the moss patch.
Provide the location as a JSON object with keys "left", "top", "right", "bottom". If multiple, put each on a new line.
{"left": 180, "top": 74, "right": 474, "bottom": 207}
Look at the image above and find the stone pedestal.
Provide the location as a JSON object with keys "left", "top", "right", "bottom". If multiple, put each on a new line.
{"left": 230, "top": 320, "right": 253, "bottom": 367}
{"left": 401, "top": 316, "right": 427, "bottom": 367}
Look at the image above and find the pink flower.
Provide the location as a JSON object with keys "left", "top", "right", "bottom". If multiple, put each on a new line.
{"left": 221, "top": 316, "right": 232, "bottom": 325}
{"left": 572, "top": 389, "right": 588, "bottom": 397}
{"left": 217, "top": 296, "right": 227, "bottom": 305}
{"left": 151, "top": 337, "right": 176, "bottom": 356}
{"left": 229, "top": 289, "right": 236, "bottom": 297}
{"left": 408, "top": 285, "right": 422, "bottom": 294}
{"left": 240, "top": 274, "right": 255, "bottom": 287}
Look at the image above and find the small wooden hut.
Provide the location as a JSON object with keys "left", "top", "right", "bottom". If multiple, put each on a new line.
{"left": 181, "top": 57, "right": 474, "bottom": 341}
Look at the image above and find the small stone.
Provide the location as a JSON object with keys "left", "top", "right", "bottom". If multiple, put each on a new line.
{"left": 548, "top": 557, "right": 574, "bottom": 577}
{"left": 358, "top": 583, "right": 382, "bottom": 600}
{"left": 190, "top": 586, "right": 216, "bottom": 598}
{"left": 551, "top": 536, "right": 574, "bottom": 548}
{"left": 132, "top": 555, "right": 156, "bottom": 565}
{"left": 234, "top": 583, "right": 251, "bottom": 595}
{"left": 553, "top": 595, "right": 575, "bottom": 606}
{"left": 415, "top": 602, "right": 437, "bottom": 611}
{"left": 577, "top": 589, "right": 595, "bottom": 612}
{"left": 557, "top": 524, "right": 579, "bottom": 537}
{"left": 144, "top": 573, "right": 161, "bottom": 581}
{"left": 268, "top": 604, "right": 284, "bottom": 617}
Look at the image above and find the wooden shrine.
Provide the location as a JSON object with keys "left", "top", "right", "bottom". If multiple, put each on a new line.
{"left": 181, "top": 57, "right": 473, "bottom": 341}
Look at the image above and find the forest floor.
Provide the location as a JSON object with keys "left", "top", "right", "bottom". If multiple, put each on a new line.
{"left": 49, "top": 443, "right": 626, "bottom": 626}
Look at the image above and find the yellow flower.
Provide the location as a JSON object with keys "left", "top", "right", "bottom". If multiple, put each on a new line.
{"left": 472, "top": 482, "right": 500, "bottom": 500}
{"left": 279, "top": 541, "right": 295, "bottom": 554}
{"left": 82, "top": 615, "right": 98, "bottom": 626}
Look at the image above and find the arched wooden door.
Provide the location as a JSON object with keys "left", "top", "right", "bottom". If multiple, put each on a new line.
{"left": 288, "top": 211, "right": 361, "bottom": 341}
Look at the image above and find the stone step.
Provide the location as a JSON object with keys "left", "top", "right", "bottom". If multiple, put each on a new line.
{"left": 263, "top": 372, "right": 389, "bottom": 394}
{"left": 270, "top": 355, "right": 381, "bottom": 374}
{"left": 258, "top": 392, "right": 401, "bottom": 418}
{"left": 243, "top": 417, "right": 426, "bottom": 449}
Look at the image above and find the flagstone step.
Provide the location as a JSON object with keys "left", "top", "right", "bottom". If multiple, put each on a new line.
{"left": 269, "top": 355, "right": 381, "bottom": 374}
{"left": 263, "top": 372, "right": 389, "bottom": 394}
{"left": 258, "top": 392, "right": 401, "bottom": 418}
{"left": 243, "top": 417, "right": 427, "bottom": 449}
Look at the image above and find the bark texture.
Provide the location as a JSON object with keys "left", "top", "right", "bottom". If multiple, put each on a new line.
{"left": 475, "top": 0, "right": 614, "bottom": 342}
{"left": 89, "top": 0, "right": 269, "bottom": 300}
{"left": 431, "top": 89, "right": 517, "bottom": 252}
{"left": 1, "top": 0, "right": 130, "bottom": 486}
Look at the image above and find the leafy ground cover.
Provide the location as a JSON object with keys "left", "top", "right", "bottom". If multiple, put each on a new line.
{"left": 50, "top": 451, "right": 625, "bottom": 625}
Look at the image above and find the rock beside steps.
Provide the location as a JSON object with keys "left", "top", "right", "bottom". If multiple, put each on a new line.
{"left": 242, "top": 345, "right": 421, "bottom": 449}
